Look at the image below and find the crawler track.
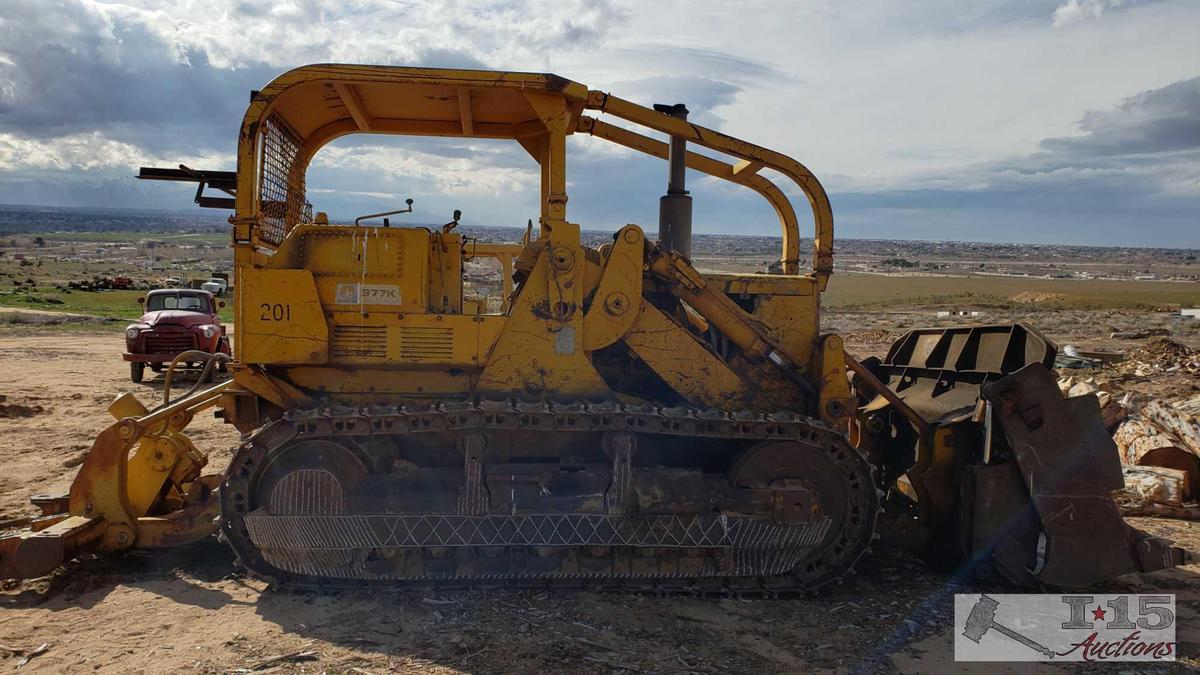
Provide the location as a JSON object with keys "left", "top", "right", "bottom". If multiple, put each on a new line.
{"left": 221, "top": 399, "right": 879, "bottom": 594}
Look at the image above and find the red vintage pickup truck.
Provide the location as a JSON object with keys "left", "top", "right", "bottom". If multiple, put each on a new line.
{"left": 123, "top": 288, "right": 231, "bottom": 382}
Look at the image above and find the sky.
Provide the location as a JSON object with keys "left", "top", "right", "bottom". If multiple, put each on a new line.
{"left": 0, "top": 0, "right": 1197, "bottom": 247}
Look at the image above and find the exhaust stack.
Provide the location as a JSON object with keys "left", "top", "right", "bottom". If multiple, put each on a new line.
{"left": 654, "top": 103, "right": 692, "bottom": 258}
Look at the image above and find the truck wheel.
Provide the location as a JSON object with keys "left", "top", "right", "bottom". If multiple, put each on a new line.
{"left": 130, "top": 362, "right": 145, "bottom": 383}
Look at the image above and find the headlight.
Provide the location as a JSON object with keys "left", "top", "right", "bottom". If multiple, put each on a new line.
{"left": 125, "top": 327, "right": 140, "bottom": 340}
{"left": 200, "top": 325, "right": 218, "bottom": 339}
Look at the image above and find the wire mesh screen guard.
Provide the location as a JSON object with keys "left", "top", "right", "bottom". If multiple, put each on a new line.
{"left": 242, "top": 511, "right": 834, "bottom": 579}
{"left": 257, "top": 113, "right": 307, "bottom": 246}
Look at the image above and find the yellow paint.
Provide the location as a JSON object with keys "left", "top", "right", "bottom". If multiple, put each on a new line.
{"left": 703, "top": 273, "right": 816, "bottom": 297}
{"left": 753, "top": 293, "right": 819, "bottom": 372}
{"left": 429, "top": 232, "right": 464, "bottom": 313}
{"left": 583, "top": 91, "right": 833, "bottom": 282}
{"left": 476, "top": 246, "right": 609, "bottom": 397}
{"left": 42, "top": 66, "right": 893, "bottom": 568}
{"left": 583, "top": 225, "right": 645, "bottom": 351}
{"left": 816, "top": 334, "right": 854, "bottom": 428}
{"left": 107, "top": 392, "right": 149, "bottom": 420}
{"left": 238, "top": 269, "right": 328, "bottom": 364}
{"left": 219, "top": 64, "right": 847, "bottom": 418}
{"left": 125, "top": 433, "right": 203, "bottom": 515}
{"left": 578, "top": 117, "right": 802, "bottom": 275}
{"left": 624, "top": 301, "right": 750, "bottom": 407}
{"left": 278, "top": 225, "right": 432, "bottom": 312}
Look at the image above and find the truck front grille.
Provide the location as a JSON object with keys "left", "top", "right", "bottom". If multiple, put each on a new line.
{"left": 144, "top": 332, "right": 196, "bottom": 354}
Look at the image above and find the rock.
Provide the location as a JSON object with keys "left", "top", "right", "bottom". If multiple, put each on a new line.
{"left": 0, "top": 403, "right": 44, "bottom": 418}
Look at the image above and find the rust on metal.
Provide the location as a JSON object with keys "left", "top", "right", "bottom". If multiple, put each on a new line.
{"left": 982, "top": 363, "right": 1189, "bottom": 587}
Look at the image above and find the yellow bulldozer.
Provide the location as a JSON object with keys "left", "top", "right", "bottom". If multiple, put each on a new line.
{"left": 0, "top": 65, "right": 1189, "bottom": 591}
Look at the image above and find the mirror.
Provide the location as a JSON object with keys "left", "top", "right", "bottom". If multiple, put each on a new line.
{"left": 136, "top": 296, "right": 145, "bottom": 304}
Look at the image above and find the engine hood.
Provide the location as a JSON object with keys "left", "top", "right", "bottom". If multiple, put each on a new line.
{"left": 138, "top": 310, "right": 211, "bottom": 328}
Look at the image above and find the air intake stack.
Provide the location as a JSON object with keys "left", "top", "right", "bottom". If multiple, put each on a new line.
{"left": 654, "top": 103, "right": 692, "bottom": 258}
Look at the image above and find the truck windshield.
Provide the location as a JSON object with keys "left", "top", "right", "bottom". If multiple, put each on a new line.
{"left": 146, "top": 293, "right": 208, "bottom": 312}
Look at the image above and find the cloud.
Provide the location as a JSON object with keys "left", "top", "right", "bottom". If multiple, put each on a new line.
{"left": 0, "top": 0, "right": 633, "bottom": 207}
{"left": 95, "top": 0, "right": 632, "bottom": 70}
{"left": 609, "top": 46, "right": 795, "bottom": 87}
{"left": 821, "top": 75, "right": 1200, "bottom": 245}
{"left": 606, "top": 76, "right": 742, "bottom": 127}
{"left": 1051, "top": 0, "right": 1149, "bottom": 27}
{"left": 0, "top": 131, "right": 228, "bottom": 173}
{"left": 0, "top": 127, "right": 232, "bottom": 210}
{"left": 830, "top": 75, "right": 1200, "bottom": 195}
{"left": 298, "top": 134, "right": 544, "bottom": 224}
{"left": 0, "top": 0, "right": 272, "bottom": 155}
{"left": 1038, "top": 76, "right": 1200, "bottom": 158}
{"left": 313, "top": 140, "right": 539, "bottom": 198}
{"left": 0, "top": 0, "right": 1197, "bottom": 247}
{"left": 0, "top": 0, "right": 633, "bottom": 152}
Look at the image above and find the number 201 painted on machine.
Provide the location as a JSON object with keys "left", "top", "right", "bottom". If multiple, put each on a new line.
{"left": 259, "top": 303, "right": 291, "bottom": 321}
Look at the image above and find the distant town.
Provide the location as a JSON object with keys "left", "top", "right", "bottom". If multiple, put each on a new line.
{"left": 1, "top": 205, "right": 1197, "bottom": 286}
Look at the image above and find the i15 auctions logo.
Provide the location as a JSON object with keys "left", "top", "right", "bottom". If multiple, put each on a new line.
{"left": 954, "top": 594, "right": 1176, "bottom": 662}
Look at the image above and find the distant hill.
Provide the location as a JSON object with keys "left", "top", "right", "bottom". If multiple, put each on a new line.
{"left": 0, "top": 204, "right": 1194, "bottom": 262}
{"left": 0, "top": 204, "right": 228, "bottom": 235}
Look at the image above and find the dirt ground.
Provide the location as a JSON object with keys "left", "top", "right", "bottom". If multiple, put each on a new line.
{"left": 0, "top": 325, "right": 1198, "bottom": 673}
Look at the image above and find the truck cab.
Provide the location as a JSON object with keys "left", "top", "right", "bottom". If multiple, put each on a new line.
{"left": 201, "top": 278, "right": 228, "bottom": 296}
{"left": 123, "top": 288, "right": 231, "bottom": 382}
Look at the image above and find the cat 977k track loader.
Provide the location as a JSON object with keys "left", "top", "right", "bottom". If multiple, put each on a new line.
{"left": 0, "top": 65, "right": 1190, "bottom": 592}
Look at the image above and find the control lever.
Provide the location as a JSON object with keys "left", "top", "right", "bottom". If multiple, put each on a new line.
{"left": 354, "top": 198, "right": 414, "bottom": 226}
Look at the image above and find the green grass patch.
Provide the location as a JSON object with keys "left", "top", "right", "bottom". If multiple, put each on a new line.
{"left": 32, "top": 231, "right": 229, "bottom": 246}
{"left": 0, "top": 288, "right": 233, "bottom": 322}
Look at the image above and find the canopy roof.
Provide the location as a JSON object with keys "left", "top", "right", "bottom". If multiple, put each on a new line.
{"left": 233, "top": 64, "right": 833, "bottom": 281}
{"left": 254, "top": 65, "right": 590, "bottom": 146}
